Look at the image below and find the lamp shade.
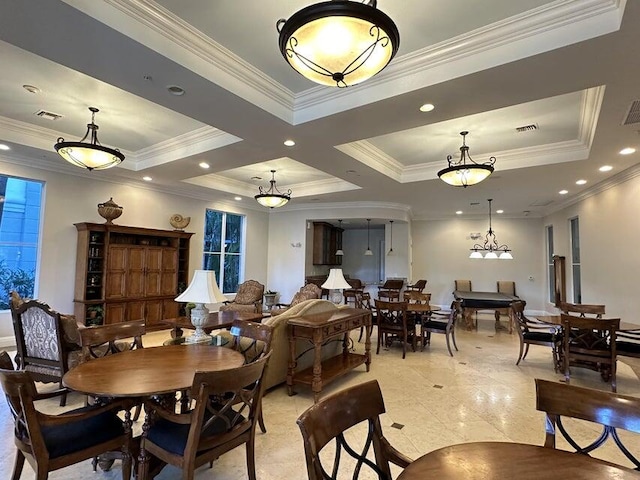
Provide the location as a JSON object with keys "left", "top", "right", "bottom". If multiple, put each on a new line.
{"left": 175, "top": 270, "right": 227, "bottom": 304}
{"left": 321, "top": 268, "right": 352, "bottom": 290}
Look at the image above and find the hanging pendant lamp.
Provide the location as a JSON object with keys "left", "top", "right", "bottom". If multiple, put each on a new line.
{"left": 387, "top": 220, "right": 394, "bottom": 256}
{"left": 276, "top": 0, "right": 400, "bottom": 88}
{"left": 336, "top": 219, "right": 344, "bottom": 256}
{"left": 255, "top": 170, "right": 292, "bottom": 208}
{"left": 438, "top": 131, "right": 495, "bottom": 188}
{"left": 54, "top": 107, "right": 124, "bottom": 171}
{"left": 364, "top": 218, "right": 373, "bottom": 256}
{"left": 469, "top": 199, "right": 513, "bottom": 259}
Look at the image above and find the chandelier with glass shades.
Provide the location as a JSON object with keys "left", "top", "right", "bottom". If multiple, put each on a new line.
{"left": 54, "top": 107, "right": 124, "bottom": 171}
{"left": 438, "top": 131, "right": 495, "bottom": 188}
{"left": 276, "top": 0, "right": 399, "bottom": 88}
{"left": 254, "top": 170, "right": 291, "bottom": 208}
{"left": 469, "top": 199, "right": 513, "bottom": 259}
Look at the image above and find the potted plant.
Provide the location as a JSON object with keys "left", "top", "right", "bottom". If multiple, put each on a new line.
{"left": 263, "top": 290, "right": 278, "bottom": 310}
{"left": 86, "top": 304, "right": 104, "bottom": 326}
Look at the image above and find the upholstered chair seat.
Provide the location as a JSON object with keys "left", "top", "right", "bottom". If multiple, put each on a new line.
{"left": 219, "top": 280, "right": 265, "bottom": 313}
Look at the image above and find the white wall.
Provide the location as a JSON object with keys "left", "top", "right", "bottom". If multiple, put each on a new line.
{"left": 411, "top": 217, "right": 546, "bottom": 311}
{"left": 0, "top": 158, "right": 269, "bottom": 343}
{"left": 542, "top": 170, "right": 640, "bottom": 321}
{"left": 341, "top": 227, "right": 384, "bottom": 285}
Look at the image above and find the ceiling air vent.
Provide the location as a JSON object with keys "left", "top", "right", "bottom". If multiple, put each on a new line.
{"left": 623, "top": 100, "right": 640, "bottom": 125}
{"left": 34, "top": 110, "right": 63, "bottom": 121}
{"left": 515, "top": 124, "right": 538, "bottom": 133}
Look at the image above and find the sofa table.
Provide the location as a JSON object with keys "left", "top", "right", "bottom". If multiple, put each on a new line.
{"left": 287, "top": 307, "right": 372, "bottom": 402}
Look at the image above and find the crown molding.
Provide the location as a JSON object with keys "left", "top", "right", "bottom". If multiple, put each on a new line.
{"left": 335, "top": 142, "right": 403, "bottom": 181}
{"left": 282, "top": 201, "right": 413, "bottom": 217}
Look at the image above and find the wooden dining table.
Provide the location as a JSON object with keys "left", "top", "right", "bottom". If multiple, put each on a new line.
{"left": 398, "top": 442, "right": 640, "bottom": 479}
{"left": 63, "top": 344, "right": 245, "bottom": 479}
{"left": 536, "top": 315, "right": 640, "bottom": 332}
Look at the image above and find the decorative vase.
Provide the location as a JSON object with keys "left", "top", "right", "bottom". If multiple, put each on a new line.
{"left": 97, "top": 197, "right": 123, "bottom": 224}
{"left": 170, "top": 214, "right": 191, "bottom": 231}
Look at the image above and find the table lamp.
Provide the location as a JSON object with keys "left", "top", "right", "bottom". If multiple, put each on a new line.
{"left": 175, "top": 270, "right": 227, "bottom": 344}
{"left": 322, "top": 268, "right": 352, "bottom": 305}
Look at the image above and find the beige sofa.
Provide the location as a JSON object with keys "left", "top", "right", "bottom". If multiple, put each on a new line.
{"left": 220, "top": 299, "right": 343, "bottom": 390}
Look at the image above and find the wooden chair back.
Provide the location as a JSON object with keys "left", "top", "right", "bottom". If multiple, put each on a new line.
{"left": 228, "top": 319, "right": 274, "bottom": 363}
{"left": 560, "top": 302, "right": 605, "bottom": 318}
{"left": 139, "top": 352, "right": 272, "bottom": 479}
{"left": 403, "top": 291, "right": 431, "bottom": 304}
{"left": 0, "top": 350, "right": 14, "bottom": 370}
{"left": 561, "top": 314, "right": 619, "bottom": 391}
{"left": 79, "top": 320, "right": 146, "bottom": 362}
{"left": 497, "top": 281, "right": 516, "bottom": 296}
{"left": 535, "top": 378, "right": 640, "bottom": 468}
{"left": 454, "top": 280, "right": 472, "bottom": 292}
{"left": 374, "top": 300, "right": 414, "bottom": 358}
{"left": 406, "top": 279, "right": 427, "bottom": 292}
{"left": 297, "top": 380, "right": 412, "bottom": 480}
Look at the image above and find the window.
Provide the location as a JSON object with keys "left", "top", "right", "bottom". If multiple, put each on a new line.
{"left": 202, "top": 209, "right": 244, "bottom": 293}
{"left": 546, "top": 225, "right": 554, "bottom": 303}
{"left": 0, "top": 175, "right": 43, "bottom": 309}
{"left": 570, "top": 217, "right": 581, "bottom": 303}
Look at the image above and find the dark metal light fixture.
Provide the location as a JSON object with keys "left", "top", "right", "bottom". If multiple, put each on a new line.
{"left": 255, "top": 170, "right": 292, "bottom": 208}
{"left": 438, "top": 131, "right": 495, "bottom": 188}
{"left": 54, "top": 107, "right": 124, "bottom": 171}
{"left": 387, "top": 219, "right": 394, "bottom": 255}
{"left": 364, "top": 218, "right": 373, "bottom": 256}
{"left": 277, "top": 0, "right": 400, "bottom": 88}
{"left": 469, "top": 199, "right": 513, "bottom": 259}
{"left": 336, "top": 219, "right": 344, "bottom": 256}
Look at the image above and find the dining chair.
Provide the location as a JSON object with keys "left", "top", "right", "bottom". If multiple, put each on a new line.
{"left": 356, "top": 292, "right": 377, "bottom": 342}
{"left": 405, "top": 279, "right": 427, "bottom": 292}
{"left": 0, "top": 351, "right": 133, "bottom": 480}
{"left": 138, "top": 351, "right": 272, "bottom": 480}
{"left": 374, "top": 300, "right": 415, "bottom": 359}
{"left": 419, "top": 302, "right": 459, "bottom": 356}
{"left": 535, "top": 378, "right": 640, "bottom": 469}
{"left": 454, "top": 279, "right": 472, "bottom": 292}
{"left": 559, "top": 302, "right": 605, "bottom": 318}
{"left": 297, "top": 379, "right": 412, "bottom": 480}
{"left": 377, "top": 279, "right": 404, "bottom": 301}
{"left": 512, "top": 301, "right": 562, "bottom": 370}
{"left": 561, "top": 313, "right": 619, "bottom": 392}
{"left": 495, "top": 280, "right": 516, "bottom": 322}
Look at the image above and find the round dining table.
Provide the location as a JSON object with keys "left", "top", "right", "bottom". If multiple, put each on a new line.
{"left": 398, "top": 442, "right": 638, "bottom": 480}
{"left": 63, "top": 344, "right": 244, "bottom": 397}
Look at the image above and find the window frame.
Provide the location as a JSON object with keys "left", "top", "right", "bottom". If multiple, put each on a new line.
{"left": 202, "top": 209, "right": 246, "bottom": 294}
{"left": 546, "top": 225, "right": 554, "bottom": 303}
{"left": 569, "top": 216, "right": 581, "bottom": 303}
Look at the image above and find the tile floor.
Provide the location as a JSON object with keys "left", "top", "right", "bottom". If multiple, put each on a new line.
{"left": 2, "top": 315, "right": 639, "bottom": 479}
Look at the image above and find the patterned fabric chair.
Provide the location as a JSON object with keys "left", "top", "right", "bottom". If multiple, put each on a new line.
{"left": 9, "top": 293, "right": 83, "bottom": 406}
{"left": 271, "top": 283, "right": 322, "bottom": 316}
{"left": 219, "top": 280, "right": 265, "bottom": 313}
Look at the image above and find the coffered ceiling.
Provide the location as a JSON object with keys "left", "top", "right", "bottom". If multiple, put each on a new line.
{"left": 0, "top": 0, "right": 637, "bottom": 219}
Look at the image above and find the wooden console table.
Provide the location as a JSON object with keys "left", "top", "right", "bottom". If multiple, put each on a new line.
{"left": 287, "top": 307, "right": 371, "bottom": 402}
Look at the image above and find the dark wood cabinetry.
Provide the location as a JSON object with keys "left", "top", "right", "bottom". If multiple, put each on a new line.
{"left": 74, "top": 223, "right": 193, "bottom": 328}
{"left": 312, "top": 222, "right": 343, "bottom": 265}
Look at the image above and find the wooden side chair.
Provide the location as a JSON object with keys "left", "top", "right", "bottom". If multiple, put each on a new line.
{"left": 297, "top": 380, "right": 412, "bottom": 480}
{"left": 377, "top": 279, "right": 404, "bottom": 301}
{"left": 616, "top": 330, "right": 640, "bottom": 360}
{"left": 0, "top": 351, "right": 133, "bottom": 480}
{"left": 512, "top": 301, "right": 562, "bottom": 370}
{"left": 535, "top": 378, "right": 640, "bottom": 469}
{"left": 374, "top": 300, "right": 415, "bottom": 359}
{"left": 454, "top": 279, "right": 472, "bottom": 292}
{"left": 356, "top": 292, "right": 377, "bottom": 342}
{"left": 495, "top": 280, "right": 516, "bottom": 322}
{"left": 561, "top": 313, "right": 619, "bottom": 392}
{"left": 560, "top": 302, "right": 605, "bottom": 318}
{"left": 406, "top": 279, "right": 427, "bottom": 292}
{"left": 138, "top": 352, "right": 272, "bottom": 480}
{"left": 419, "top": 302, "right": 459, "bottom": 356}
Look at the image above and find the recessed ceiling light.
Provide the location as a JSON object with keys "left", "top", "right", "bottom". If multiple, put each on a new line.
{"left": 419, "top": 103, "right": 435, "bottom": 112}
{"left": 22, "top": 84, "right": 41, "bottom": 94}
{"left": 599, "top": 165, "right": 613, "bottom": 172}
{"left": 559, "top": 189, "right": 568, "bottom": 195}
{"left": 199, "top": 162, "right": 210, "bottom": 169}
{"left": 142, "top": 176, "right": 152, "bottom": 182}
{"left": 576, "top": 179, "right": 587, "bottom": 185}
{"left": 167, "top": 85, "right": 185, "bottom": 96}
{"left": 496, "top": 209, "right": 504, "bottom": 214}
{"left": 234, "top": 196, "right": 242, "bottom": 201}
{"left": 455, "top": 210, "right": 463, "bottom": 215}
{"left": 284, "top": 139, "right": 295, "bottom": 147}
{"left": 0, "top": 144, "right": 10, "bottom": 151}
{"left": 619, "top": 147, "right": 636, "bottom": 155}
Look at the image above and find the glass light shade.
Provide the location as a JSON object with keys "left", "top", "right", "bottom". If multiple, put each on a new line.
{"left": 335, "top": 249, "right": 344, "bottom": 256}
{"left": 277, "top": 1, "right": 399, "bottom": 87}
{"left": 364, "top": 249, "right": 373, "bottom": 256}
{"left": 484, "top": 251, "right": 498, "bottom": 259}
{"left": 55, "top": 143, "right": 124, "bottom": 170}
{"left": 321, "top": 268, "right": 352, "bottom": 290}
{"left": 469, "top": 251, "right": 483, "bottom": 259}
{"left": 499, "top": 251, "right": 513, "bottom": 260}
{"left": 255, "top": 194, "right": 289, "bottom": 208}
{"left": 437, "top": 165, "right": 494, "bottom": 187}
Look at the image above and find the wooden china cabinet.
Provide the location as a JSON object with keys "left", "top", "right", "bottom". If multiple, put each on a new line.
{"left": 74, "top": 223, "right": 193, "bottom": 329}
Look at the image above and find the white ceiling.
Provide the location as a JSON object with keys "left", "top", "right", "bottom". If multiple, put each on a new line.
{"left": 0, "top": 0, "right": 638, "bottom": 219}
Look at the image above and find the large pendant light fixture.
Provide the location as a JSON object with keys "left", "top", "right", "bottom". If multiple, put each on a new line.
{"left": 364, "top": 218, "right": 373, "bottom": 256}
{"left": 336, "top": 219, "right": 344, "bottom": 256}
{"left": 276, "top": 0, "right": 400, "bottom": 88}
{"left": 54, "top": 107, "right": 124, "bottom": 171}
{"left": 387, "top": 220, "right": 394, "bottom": 256}
{"left": 255, "top": 170, "right": 292, "bottom": 208}
{"left": 438, "top": 131, "right": 495, "bottom": 188}
{"left": 469, "top": 199, "right": 513, "bottom": 260}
